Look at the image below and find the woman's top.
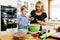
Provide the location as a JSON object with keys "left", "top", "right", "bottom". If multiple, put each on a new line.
{"left": 30, "top": 10, "right": 47, "bottom": 24}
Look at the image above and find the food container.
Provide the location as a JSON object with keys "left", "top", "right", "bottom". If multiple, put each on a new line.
{"left": 58, "top": 26, "right": 60, "bottom": 32}
{"left": 30, "top": 24, "right": 40, "bottom": 32}
{"left": 13, "top": 32, "right": 25, "bottom": 40}
{"left": 19, "top": 29, "right": 28, "bottom": 34}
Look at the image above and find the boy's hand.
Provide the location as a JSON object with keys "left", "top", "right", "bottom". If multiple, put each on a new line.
{"left": 16, "top": 22, "right": 21, "bottom": 24}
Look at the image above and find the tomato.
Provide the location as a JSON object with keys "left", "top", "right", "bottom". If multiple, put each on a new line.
{"left": 32, "top": 33, "right": 38, "bottom": 38}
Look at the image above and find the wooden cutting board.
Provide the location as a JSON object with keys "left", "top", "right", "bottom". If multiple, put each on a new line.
{"left": 0, "top": 34, "right": 13, "bottom": 40}
{"left": 0, "top": 34, "right": 57, "bottom": 40}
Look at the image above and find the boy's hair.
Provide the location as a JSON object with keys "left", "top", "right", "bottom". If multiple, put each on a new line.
{"left": 21, "top": 5, "right": 28, "bottom": 11}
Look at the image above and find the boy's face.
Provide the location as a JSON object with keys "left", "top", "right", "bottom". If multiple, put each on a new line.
{"left": 22, "top": 8, "right": 28, "bottom": 16}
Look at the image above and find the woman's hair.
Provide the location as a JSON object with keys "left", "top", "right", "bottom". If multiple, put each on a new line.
{"left": 35, "top": 1, "right": 45, "bottom": 12}
{"left": 21, "top": 5, "right": 28, "bottom": 11}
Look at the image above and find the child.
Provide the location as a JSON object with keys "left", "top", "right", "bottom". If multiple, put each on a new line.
{"left": 16, "top": 5, "right": 29, "bottom": 30}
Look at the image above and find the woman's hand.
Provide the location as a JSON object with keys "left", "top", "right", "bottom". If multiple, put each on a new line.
{"left": 28, "top": 15, "right": 35, "bottom": 21}
{"left": 36, "top": 20, "right": 42, "bottom": 24}
{"left": 30, "top": 17, "right": 34, "bottom": 21}
{"left": 28, "top": 16, "right": 34, "bottom": 21}
{"left": 36, "top": 20, "right": 46, "bottom": 25}
{"left": 40, "top": 21, "right": 46, "bottom": 25}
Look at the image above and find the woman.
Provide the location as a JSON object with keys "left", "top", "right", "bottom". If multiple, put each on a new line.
{"left": 29, "top": 1, "right": 47, "bottom": 25}
{"left": 28, "top": 1, "right": 47, "bottom": 31}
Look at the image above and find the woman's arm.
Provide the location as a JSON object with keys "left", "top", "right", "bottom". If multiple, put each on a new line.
{"left": 41, "top": 13, "right": 47, "bottom": 25}
{"left": 41, "top": 18, "right": 47, "bottom": 25}
{"left": 28, "top": 15, "right": 31, "bottom": 21}
{"left": 28, "top": 14, "right": 34, "bottom": 21}
{"left": 36, "top": 18, "right": 47, "bottom": 25}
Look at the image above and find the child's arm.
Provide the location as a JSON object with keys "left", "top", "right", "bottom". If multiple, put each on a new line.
{"left": 15, "top": 21, "right": 21, "bottom": 25}
{"left": 15, "top": 15, "right": 22, "bottom": 25}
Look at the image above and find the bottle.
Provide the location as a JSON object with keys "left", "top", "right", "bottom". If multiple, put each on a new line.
{"left": 38, "top": 25, "right": 42, "bottom": 38}
{"left": 38, "top": 32, "right": 42, "bottom": 38}
{"left": 40, "top": 25, "right": 42, "bottom": 31}
{"left": 42, "top": 37, "right": 46, "bottom": 40}
{"left": 11, "top": 26, "right": 14, "bottom": 34}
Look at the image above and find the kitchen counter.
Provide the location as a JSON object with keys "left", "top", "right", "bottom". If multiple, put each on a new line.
{"left": 0, "top": 34, "right": 57, "bottom": 40}
{"left": 0, "top": 22, "right": 59, "bottom": 40}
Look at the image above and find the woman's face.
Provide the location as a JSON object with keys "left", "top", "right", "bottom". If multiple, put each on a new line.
{"left": 36, "top": 4, "right": 42, "bottom": 12}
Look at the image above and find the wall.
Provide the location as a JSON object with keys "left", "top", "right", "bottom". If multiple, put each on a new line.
{"left": 0, "top": 0, "right": 17, "bottom": 7}
{"left": 50, "top": 0, "right": 60, "bottom": 20}
{"left": 17, "top": 0, "right": 48, "bottom": 18}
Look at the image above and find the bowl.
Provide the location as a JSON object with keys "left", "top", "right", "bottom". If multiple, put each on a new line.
{"left": 30, "top": 24, "right": 40, "bottom": 32}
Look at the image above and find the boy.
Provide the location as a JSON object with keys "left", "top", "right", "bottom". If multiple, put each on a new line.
{"left": 16, "top": 5, "right": 29, "bottom": 30}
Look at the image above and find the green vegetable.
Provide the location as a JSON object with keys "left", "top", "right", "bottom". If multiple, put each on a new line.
{"left": 30, "top": 24, "right": 40, "bottom": 32}
{"left": 40, "top": 31, "right": 56, "bottom": 38}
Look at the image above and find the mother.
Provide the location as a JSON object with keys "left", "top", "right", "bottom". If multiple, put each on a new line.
{"left": 29, "top": 1, "right": 47, "bottom": 25}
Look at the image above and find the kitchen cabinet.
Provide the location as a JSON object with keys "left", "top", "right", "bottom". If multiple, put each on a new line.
{"left": 1, "top": 5, "right": 17, "bottom": 31}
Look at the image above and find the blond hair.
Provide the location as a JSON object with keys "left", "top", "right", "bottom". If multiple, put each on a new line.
{"left": 35, "top": 1, "right": 45, "bottom": 12}
{"left": 21, "top": 5, "right": 28, "bottom": 11}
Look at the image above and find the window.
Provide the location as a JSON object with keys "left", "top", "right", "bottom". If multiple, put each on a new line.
{"left": 50, "top": 0, "right": 60, "bottom": 20}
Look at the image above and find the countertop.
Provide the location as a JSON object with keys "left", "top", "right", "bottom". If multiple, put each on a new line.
{"left": 0, "top": 34, "right": 57, "bottom": 40}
